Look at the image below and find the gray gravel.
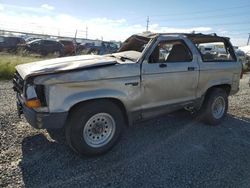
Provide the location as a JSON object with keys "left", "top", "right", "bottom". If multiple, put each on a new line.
{"left": 0, "top": 74, "right": 250, "bottom": 188}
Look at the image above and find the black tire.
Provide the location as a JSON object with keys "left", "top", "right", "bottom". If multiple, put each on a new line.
{"left": 199, "top": 88, "right": 228, "bottom": 125}
{"left": 88, "top": 49, "right": 99, "bottom": 55}
{"left": 65, "top": 100, "right": 125, "bottom": 156}
{"left": 46, "top": 128, "right": 66, "bottom": 144}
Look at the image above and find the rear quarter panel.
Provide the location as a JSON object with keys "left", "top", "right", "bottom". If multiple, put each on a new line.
{"left": 197, "top": 61, "right": 242, "bottom": 97}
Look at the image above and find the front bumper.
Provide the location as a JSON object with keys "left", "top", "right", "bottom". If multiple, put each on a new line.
{"left": 17, "top": 97, "right": 68, "bottom": 129}
{"left": 22, "top": 105, "right": 68, "bottom": 129}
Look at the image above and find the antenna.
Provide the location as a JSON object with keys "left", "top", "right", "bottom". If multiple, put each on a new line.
{"left": 146, "top": 16, "right": 149, "bottom": 31}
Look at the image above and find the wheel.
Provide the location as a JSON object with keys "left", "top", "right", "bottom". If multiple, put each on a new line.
{"left": 199, "top": 88, "right": 228, "bottom": 125}
{"left": 65, "top": 100, "right": 125, "bottom": 156}
{"left": 46, "top": 128, "right": 66, "bottom": 144}
{"left": 53, "top": 51, "right": 60, "bottom": 57}
{"left": 89, "top": 49, "right": 99, "bottom": 55}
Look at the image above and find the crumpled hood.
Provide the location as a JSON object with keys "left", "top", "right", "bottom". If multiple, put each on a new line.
{"left": 15, "top": 51, "right": 141, "bottom": 80}
{"left": 16, "top": 54, "right": 117, "bottom": 79}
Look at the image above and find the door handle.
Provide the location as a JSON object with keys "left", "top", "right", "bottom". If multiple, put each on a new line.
{"left": 159, "top": 63, "right": 167, "bottom": 68}
{"left": 188, "top": 67, "right": 195, "bottom": 71}
{"left": 125, "top": 82, "right": 139, "bottom": 86}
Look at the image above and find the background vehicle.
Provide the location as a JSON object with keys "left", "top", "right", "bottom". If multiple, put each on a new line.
{"left": 239, "top": 46, "right": 250, "bottom": 71}
{"left": 87, "top": 41, "right": 118, "bottom": 55}
{"left": 0, "top": 36, "right": 26, "bottom": 52}
{"left": 236, "top": 49, "right": 249, "bottom": 71}
{"left": 58, "top": 39, "right": 76, "bottom": 55}
{"left": 77, "top": 41, "right": 118, "bottom": 55}
{"left": 24, "top": 39, "right": 64, "bottom": 56}
{"left": 25, "top": 37, "right": 41, "bottom": 43}
{"left": 13, "top": 33, "right": 241, "bottom": 156}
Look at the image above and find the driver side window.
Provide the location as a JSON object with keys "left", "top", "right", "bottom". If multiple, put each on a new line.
{"left": 148, "top": 40, "right": 193, "bottom": 63}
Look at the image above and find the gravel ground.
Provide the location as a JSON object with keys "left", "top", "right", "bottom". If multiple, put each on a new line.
{"left": 0, "top": 74, "right": 250, "bottom": 188}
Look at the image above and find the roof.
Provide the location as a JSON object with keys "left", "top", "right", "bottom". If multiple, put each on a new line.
{"left": 135, "top": 32, "right": 230, "bottom": 43}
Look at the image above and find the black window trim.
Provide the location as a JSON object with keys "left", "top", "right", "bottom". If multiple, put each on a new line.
{"left": 149, "top": 39, "right": 193, "bottom": 64}
{"left": 193, "top": 39, "right": 237, "bottom": 63}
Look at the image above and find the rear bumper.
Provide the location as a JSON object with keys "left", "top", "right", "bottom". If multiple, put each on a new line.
{"left": 22, "top": 105, "right": 68, "bottom": 129}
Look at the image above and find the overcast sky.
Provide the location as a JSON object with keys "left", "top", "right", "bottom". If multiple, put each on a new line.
{"left": 0, "top": 0, "right": 249, "bottom": 46}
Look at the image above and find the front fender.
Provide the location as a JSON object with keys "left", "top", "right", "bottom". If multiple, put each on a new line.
{"left": 63, "top": 89, "right": 128, "bottom": 112}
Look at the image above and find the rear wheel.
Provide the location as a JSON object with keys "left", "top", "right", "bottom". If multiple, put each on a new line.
{"left": 199, "top": 88, "right": 228, "bottom": 125}
{"left": 52, "top": 50, "right": 61, "bottom": 57}
{"left": 89, "top": 49, "right": 99, "bottom": 55}
{"left": 65, "top": 100, "right": 125, "bottom": 156}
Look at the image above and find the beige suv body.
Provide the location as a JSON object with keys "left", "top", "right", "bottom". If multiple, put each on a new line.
{"left": 14, "top": 33, "right": 242, "bottom": 156}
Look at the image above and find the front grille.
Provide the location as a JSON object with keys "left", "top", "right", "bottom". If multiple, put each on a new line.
{"left": 13, "top": 72, "right": 24, "bottom": 94}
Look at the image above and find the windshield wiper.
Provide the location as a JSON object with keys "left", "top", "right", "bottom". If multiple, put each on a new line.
{"left": 108, "top": 54, "right": 135, "bottom": 62}
{"left": 118, "top": 56, "right": 135, "bottom": 62}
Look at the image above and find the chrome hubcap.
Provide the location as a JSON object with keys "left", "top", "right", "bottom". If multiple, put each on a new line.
{"left": 54, "top": 51, "right": 60, "bottom": 56}
{"left": 83, "top": 113, "right": 116, "bottom": 148}
{"left": 212, "top": 96, "right": 226, "bottom": 119}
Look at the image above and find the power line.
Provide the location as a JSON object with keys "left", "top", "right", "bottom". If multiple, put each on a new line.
{"left": 150, "top": 4, "right": 250, "bottom": 17}
{"left": 128, "top": 4, "right": 250, "bottom": 24}
{"left": 159, "top": 21, "right": 250, "bottom": 28}
{"left": 150, "top": 11, "right": 250, "bottom": 23}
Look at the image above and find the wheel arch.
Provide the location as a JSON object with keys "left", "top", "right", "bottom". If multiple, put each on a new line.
{"left": 196, "top": 84, "right": 231, "bottom": 111}
{"left": 67, "top": 97, "right": 130, "bottom": 127}
{"left": 205, "top": 84, "right": 231, "bottom": 97}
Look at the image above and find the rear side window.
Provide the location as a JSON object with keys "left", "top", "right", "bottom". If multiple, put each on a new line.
{"left": 0, "top": 37, "right": 4, "bottom": 43}
{"left": 196, "top": 42, "right": 235, "bottom": 62}
{"left": 60, "top": 41, "right": 72, "bottom": 45}
{"left": 44, "top": 40, "right": 56, "bottom": 45}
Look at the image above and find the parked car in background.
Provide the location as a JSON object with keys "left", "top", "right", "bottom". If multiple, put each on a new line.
{"left": 77, "top": 41, "right": 118, "bottom": 55}
{"left": 24, "top": 39, "right": 64, "bottom": 56}
{"left": 0, "top": 36, "right": 26, "bottom": 52}
{"left": 235, "top": 49, "right": 249, "bottom": 71}
{"left": 25, "top": 37, "right": 41, "bottom": 43}
{"left": 58, "top": 39, "right": 76, "bottom": 55}
{"left": 239, "top": 46, "right": 250, "bottom": 71}
{"left": 76, "top": 42, "right": 94, "bottom": 54}
{"left": 87, "top": 41, "right": 118, "bottom": 55}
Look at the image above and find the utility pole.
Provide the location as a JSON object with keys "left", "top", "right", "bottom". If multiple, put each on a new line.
{"left": 86, "top": 26, "right": 88, "bottom": 39}
{"left": 74, "top": 29, "right": 78, "bottom": 40}
{"left": 146, "top": 16, "right": 149, "bottom": 32}
{"left": 247, "top": 33, "right": 250, "bottom": 46}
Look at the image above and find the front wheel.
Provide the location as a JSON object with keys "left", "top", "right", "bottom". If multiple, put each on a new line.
{"left": 65, "top": 100, "right": 125, "bottom": 156}
{"left": 199, "top": 88, "right": 228, "bottom": 125}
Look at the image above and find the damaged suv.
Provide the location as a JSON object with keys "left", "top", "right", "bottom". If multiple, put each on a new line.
{"left": 13, "top": 33, "right": 241, "bottom": 156}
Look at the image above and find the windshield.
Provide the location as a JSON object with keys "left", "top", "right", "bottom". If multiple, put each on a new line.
{"left": 27, "top": 39, "right": 41, "bottom": 44}
{"left": 118, "top": 35, "right": 150, "bottom": 53}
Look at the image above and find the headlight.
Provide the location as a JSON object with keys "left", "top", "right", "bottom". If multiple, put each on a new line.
{"left": 25, "top": 85, "right": 43, "bottom": 108}
{"left": 26, "top": 85, "right": 38, "bottom": 99}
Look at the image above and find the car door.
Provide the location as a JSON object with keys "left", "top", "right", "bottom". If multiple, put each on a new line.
{"left": 141, "top": 36, "right": 199, "bottom": 118}
{"left": 0, "top": 36, "right": 5, "bottom": 50}
{"left": 30, "top": 40, "right": 41, "bottom": 53}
